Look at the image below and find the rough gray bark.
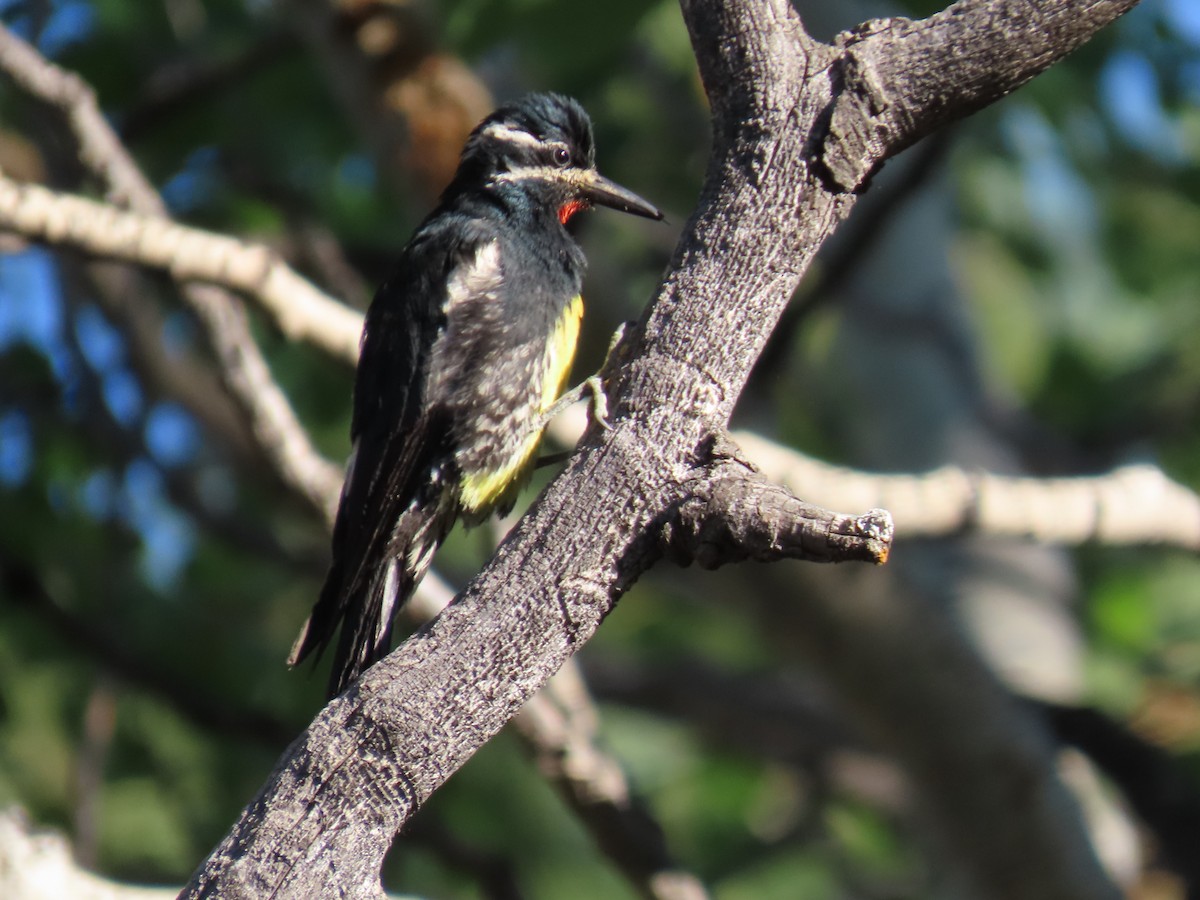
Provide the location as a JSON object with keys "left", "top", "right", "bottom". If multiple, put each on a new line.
{"left": 181, "top": 0, "right": 1139, "bottom": 896}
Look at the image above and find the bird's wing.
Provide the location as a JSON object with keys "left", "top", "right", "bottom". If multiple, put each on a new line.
{"left": 289, "top": 220, "right": 501, "bottom": 689}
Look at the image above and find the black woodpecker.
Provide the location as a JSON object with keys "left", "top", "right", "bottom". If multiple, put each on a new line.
{"left": 289, "top": 93, "right": 663, "bottom": 698}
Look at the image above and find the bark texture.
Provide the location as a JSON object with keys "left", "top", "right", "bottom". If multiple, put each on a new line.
{"left": 182, "top": 0, "right": 1139, "bottom": 896}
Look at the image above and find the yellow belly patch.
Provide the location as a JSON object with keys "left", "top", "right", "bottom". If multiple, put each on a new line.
{"left": 540, "top": 293, "right": 583, "bottom": 413}
{"left": 460, "top": 295, "right": 583, "bottom": 515}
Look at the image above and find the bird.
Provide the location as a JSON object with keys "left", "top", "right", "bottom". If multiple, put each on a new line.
{"left": 289, "top": 92, "right": 663, "bottom": 698}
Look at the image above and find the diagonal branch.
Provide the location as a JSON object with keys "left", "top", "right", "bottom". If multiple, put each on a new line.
{"left": 0, "top": 24, "right": 163, "bottom": 212}
{"left": 181, "top": 1, "right": 1135, "bottom": 898}
{"left": 0, "top": 171, "right": 362, "bottom": 364}
{"left": 0, "top": 21, "right": 344, "bottom": 524}
{"left": 817, "top": 0, "right": 1139, "bottom": 192}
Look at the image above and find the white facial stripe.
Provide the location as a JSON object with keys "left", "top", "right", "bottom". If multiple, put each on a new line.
{"left": 493, "top": 164, "right": 581, "bottom": 186}
{"left": 477, "top": 122, "right": 545, "bottom": 149}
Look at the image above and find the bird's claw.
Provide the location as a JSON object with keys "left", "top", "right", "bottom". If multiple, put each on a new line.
{"left": 540, "top": 321, "right": 629, "bottom": 432}
{"left": 540, "top": 374, "right": 611, "bottom": 430}
{"left": 584, "top": 374, "right": 611, "bottom": 430}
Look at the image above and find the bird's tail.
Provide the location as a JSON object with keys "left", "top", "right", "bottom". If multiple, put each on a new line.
{"left": 289, "top": 498, "right": 453, "bottom": 698}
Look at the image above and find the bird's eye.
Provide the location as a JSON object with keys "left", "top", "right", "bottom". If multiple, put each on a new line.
{"left": 552, "top": 145, "right": 572, "bottom": 167}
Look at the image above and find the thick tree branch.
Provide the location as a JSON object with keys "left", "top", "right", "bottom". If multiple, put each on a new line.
{"left": 181, "top": 0, "right": 1135, "bottom": 897}
{"left": 661, "top": 437, "right": 892, "bottom": 568}
{"left": 818, "top": 0, "right": 1139, "bottom": 191}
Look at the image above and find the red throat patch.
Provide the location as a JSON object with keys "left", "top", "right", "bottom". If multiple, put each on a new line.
{"left": 558, "top": 200, "right": 587, "bottom": 224}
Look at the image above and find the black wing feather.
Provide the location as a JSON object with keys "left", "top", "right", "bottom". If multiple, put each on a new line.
{"left": 289, "top": 218, "right": 497, "bottom": 695}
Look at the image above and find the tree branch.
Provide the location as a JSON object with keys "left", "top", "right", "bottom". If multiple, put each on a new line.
{"left": 735, "top": 431, "right": 1200, "bottom": 550}
{"left": 181, "top": 1, "right": 1134, "bottom": 897}
{"left": 0, "top": 21, "right": 344, "bottom": 524}
{"left": 661, "top": 436, "right": 892, "bottom": 568}
{"left": 817, "top": 0, "right": 1139, "bottom": 191}
{"left": 0, "top": 172, "right": 362, "bottom": 364}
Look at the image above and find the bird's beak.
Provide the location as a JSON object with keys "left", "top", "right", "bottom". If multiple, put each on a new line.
{"left": 578, "top": 171, "right": 663, "bottom": 221}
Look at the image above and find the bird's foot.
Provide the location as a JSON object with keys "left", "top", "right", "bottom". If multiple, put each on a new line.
{"left": 582, "top": 374, "right": 611, "bottom": 430}
{"left": 540, "top": 373, "right": 610, "bottom": 431}
{"left": 540, "top": 320, "right": 632, "bottom": 431}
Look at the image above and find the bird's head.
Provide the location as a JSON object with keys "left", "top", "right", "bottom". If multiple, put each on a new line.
{"left": 455, "top": 93, "right": 663, "bottom": 225}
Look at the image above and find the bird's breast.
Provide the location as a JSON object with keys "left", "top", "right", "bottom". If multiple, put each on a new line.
{"left": 457, "top": 294, "right": 584, "bottom": 518}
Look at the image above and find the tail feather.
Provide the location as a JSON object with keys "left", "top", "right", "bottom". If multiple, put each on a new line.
{"left": 291, "top": 496, "right": 454, "bottom": 699}
{"left": 287, "top": 556, "right": 344, "bottom": 668}
{"left": 325, "top": 555, "right": 420, "bottom": 698}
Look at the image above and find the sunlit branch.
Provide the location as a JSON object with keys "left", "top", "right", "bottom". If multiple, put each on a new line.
{"left": 736, "top": 431, "right": 1200, "bottom": 551}
{"left": 0, "top": 22, "right": 344, "bottom": 524}
{"left": 0, "top": 172, "right": 362, "bottom": 364}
